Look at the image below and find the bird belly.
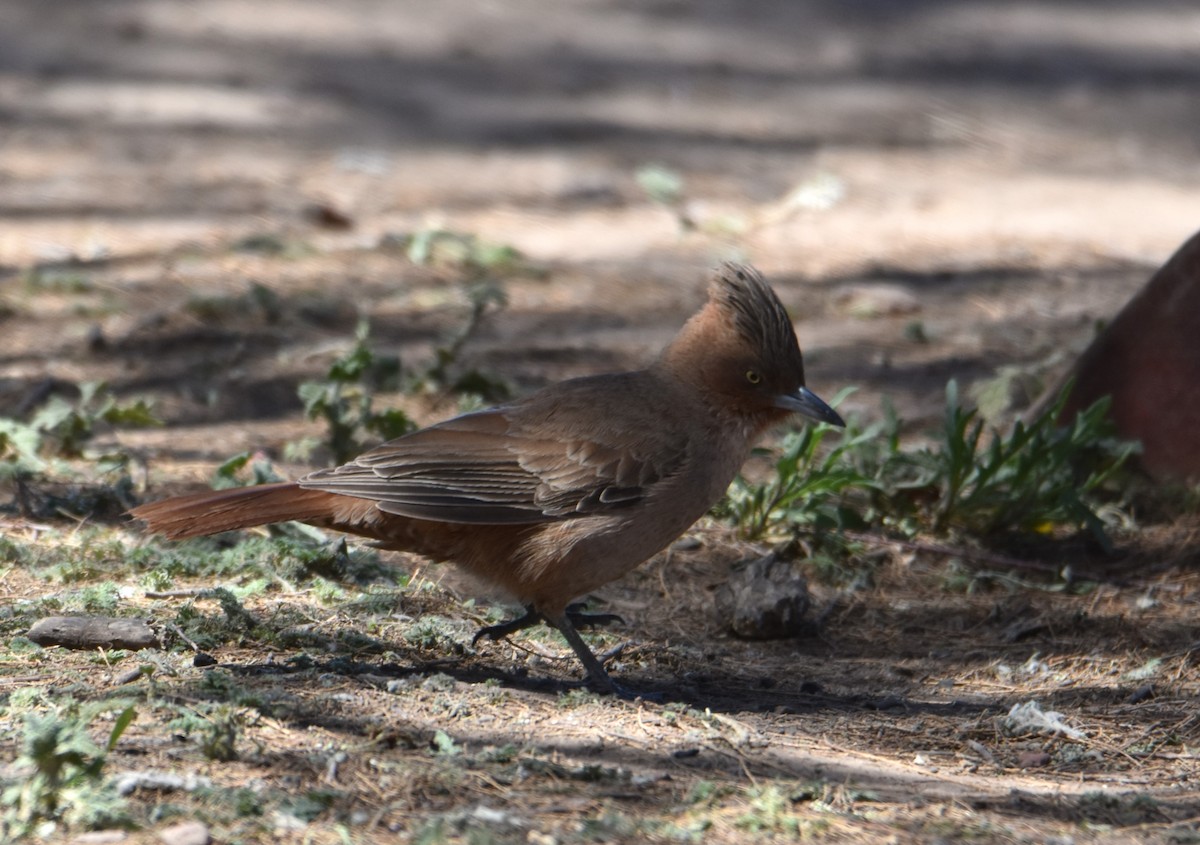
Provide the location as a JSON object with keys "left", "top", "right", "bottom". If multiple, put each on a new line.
{"left": 513, "top": 452, "right": 743, "bottom": 612}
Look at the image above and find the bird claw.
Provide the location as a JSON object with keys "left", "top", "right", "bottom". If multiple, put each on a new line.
{"left": 471, "top": 611, "right": 540, "bottom": 646}
{"left": 564, "top": 603, "right": 626, "bottom": 630}
{"left": 472, "top": 603, "right": 625, "bottom": 646}
{"left": 474, "top": 603, "right": 645, "bottom": 698}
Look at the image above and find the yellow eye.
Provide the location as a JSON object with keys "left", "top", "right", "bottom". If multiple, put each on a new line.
{"left": 745, "top": 370, "right": 761, "bottom": 385}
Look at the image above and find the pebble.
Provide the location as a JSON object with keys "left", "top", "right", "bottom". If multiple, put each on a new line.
{"left": 158, "top": 821, "right": 210, "bottom": 845}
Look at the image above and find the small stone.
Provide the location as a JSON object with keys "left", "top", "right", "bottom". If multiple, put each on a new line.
{"left": 671, "top": 535, "right": 702, "bottom": 551}
{"left": 28, "top": 616, "right": 159, "bottom": 651}
{"left": 713, "top": 551, "right": 811, "bottom": 639}
{"left": 113, "top": 666, "right": 149, "bottom": 685}
{"left": 1127, "top": 683, "right": 1154, "bottom": 704}
{"left": 158, "top": 821, "right": 210, "bottom": 845}
{"left": 113, "top": 771, "right": 212, "bottom": 795}
{"left": 1017, "top": 751, "right": 1052, "bottom": 769}
{"left": 86, "top": 324, "right": 108, "bottom": 353}
{"left": 304, "top": 202, "right": 354, "bottom": 230}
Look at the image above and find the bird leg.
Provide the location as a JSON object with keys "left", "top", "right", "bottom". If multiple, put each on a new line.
{"left": 541, "top": 609, "right": 624, "bottom": 697}
{"left": 564, "top": 601, "right": 626, "bottom": 630}
{"left": 471, "top": 605, "right": 543, "bottom": 645}
{"left": 471, "top": 602, "right": 625, "bottom": 645}
{"left": 472, "top": 604, "right": 640, "bottom": 698}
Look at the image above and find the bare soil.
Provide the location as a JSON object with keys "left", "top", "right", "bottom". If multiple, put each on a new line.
{"left": 2, "top": 2, "right": 1199, "bottom": 843}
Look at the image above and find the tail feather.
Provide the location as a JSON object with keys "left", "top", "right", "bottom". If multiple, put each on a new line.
{"left": 129, "top": 482, "right": 340, "bottom": 540}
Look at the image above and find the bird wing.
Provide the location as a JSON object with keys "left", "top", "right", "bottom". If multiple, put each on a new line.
{"left": 298, "top": 407, "right": 686, "bottom": 524}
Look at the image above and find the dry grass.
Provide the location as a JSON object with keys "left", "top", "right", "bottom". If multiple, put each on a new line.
{"left": 2, "top": 510, "right": 1199, "bottom": 843}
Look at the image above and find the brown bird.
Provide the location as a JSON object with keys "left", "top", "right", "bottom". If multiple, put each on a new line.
{"left": 131, "top": 263, "right": 844, "bottom": 695}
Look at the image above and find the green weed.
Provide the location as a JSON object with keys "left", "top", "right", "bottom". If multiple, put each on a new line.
{"left": 0, "top": 700, "right": 136, "bottom": 839}
{"left": 736, "top": 784, "right": 801, "bottom": 835}
{"left": 23, "top": 269, "right": 93, "bottom": 294}
{"left": 725, "top": 388, "right": 879, "bottom": 540}
{"left": 185, "top": 281, "right": 284, "bottom": 324}
{"left": 0, "top": 382, "right": 158, "bottom": 520}
{"left": 414, "top": 281, "right": 510, "bottom": 400}
{"left": 167, "top": 701, "right": 254, "bottom": 762}
{"left": 0, "top": 379, "right": 157, "bottom": 477}
{"left": 636, "top": 164, "right": 694, "bottom": 231}
{"left": 296, "top": 282, "right": 511, "bottom": 464}
{"left": 298, "top": 319, "right": 414, "bottom": 464}
{"left": 726, "top": 381, "right": 1138, "bottom": 552}
{"left": 21, "top": 381, "right": 158, "bottom": 460}
{"left": 430, "top": 730, "right": 462, "bottom": 758}
{"left": 210, "top": 451, "right": 284, "bottom": 490}
{"left": 921, "top": 383, "right": 1137, "bottom": 542}
{"left": 402, "top": 617, "right": 463, "bottom": 651}
{"left": 400, "top": 228, "right": 524, "bottom": 276}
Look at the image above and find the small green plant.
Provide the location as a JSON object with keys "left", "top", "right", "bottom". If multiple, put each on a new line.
{"left": 0, "top": 382, "right": 158, "bottom": 510}
{"left": 414, "top": 281, "right": 510, "bottom": 400}
{"left": 0, "top": 418, "right": 44, "bottom": 478}
{"left": 203, "top": 587, "right": 259, "bottom": 634}
{"left": 923, "top": 382, "right": 1137, "bottom": 543}
{"left": 26, "top": 381, "right": 159, "bottom": 459}
{"left": 295, "top": 269, "right": 511, "bottom": 462}
{"left": 198, "top": 704, "right": 245, "bottom": 762}
{"left": 401, "top": 234, "right": 514, "bottom": 399}
{"left": 636, "top": 164, "right": 694, "bottom": 231}
{"left": 167, "top": 702, "right": 251, "bottom": 762}
{"left": 298, "top": 319, "right": 414, "bottom": 463}
{"left": 23, "top": 268, "right": 94, "bottom": 294}
{"left": 430, "top": 730, "right": 462, "bottom": 758}
{"left": 186, "top": 281, "right": 284, "bottom": 324}
{"left": 211, "top": 451, "right": 285, "bottom": 490}
{"left": 726, "top": 389, "right": 878, "bottom": 540}
{"left": 401, "top": 228, "right": 523, "bottom": 275}
{"left": 0, "top": 702, "right": 136, "bottom": 839}
{"left": 294, "top": 241, "right": 516, "bottom": 460}
{"left": 736, "top": 785, "right": 804, "bottom": 835}
{"left": 74, "top": 582, "right": 121, "bottom": 614}
{"left": 402, "top": 617, "right": 461, "bottom": 651}
{"left": 726, "top": 381, "right": 1138, "bottom": 551}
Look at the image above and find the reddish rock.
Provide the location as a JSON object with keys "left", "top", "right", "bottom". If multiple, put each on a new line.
{"left": 1061, "top": 230, "right": 1200, "bottom": 481}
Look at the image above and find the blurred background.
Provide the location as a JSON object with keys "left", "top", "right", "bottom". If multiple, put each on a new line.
{"left": 2, "top": 0, "right": 1199, "bottom": 441}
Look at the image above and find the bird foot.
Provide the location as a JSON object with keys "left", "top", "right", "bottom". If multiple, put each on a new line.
{"left": 585, "top": 641, "right": 662, "bottom": 701}
{"left": 473, "top": 604, "right": 647, "bottom": 698}
{"left": 471, "top": 607, "right": 542, "bottom": 645}
{"left": 471, "top": 603, "right": 625, "bottom": 646}
{"left": 564, "top": 602, "right": 626, "bottom": 630}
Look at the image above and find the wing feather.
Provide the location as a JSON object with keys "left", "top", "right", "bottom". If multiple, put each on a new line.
{"left": 298, "top": 403, "right": 686, "bottom": 525}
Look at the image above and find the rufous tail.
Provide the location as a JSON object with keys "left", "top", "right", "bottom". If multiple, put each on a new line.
{"left": 128, "top": 482, "right": 340, "bottom": 540}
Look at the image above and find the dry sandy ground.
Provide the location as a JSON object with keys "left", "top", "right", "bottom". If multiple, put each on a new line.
{"left": 2, "top": 2, "right": 1200, "bottom": 843}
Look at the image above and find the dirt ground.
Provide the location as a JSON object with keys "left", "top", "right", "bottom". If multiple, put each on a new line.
{"left": 2, "top": 1, "right": 1200, "bottom": 843}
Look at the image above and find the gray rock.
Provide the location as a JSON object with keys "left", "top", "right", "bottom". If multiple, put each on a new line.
{"left": 27, "top": 616, "right": 158, "bottom": 651}
{"left": 714, "top": 551, "right": 812, "bottom": 639}
{"left": 158, "top": 821, "right": 210, "bottom": 845}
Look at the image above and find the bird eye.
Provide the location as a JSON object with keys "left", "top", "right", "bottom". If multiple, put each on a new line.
{"left": 745, "top": 369, "right": 762, "bottom": 384}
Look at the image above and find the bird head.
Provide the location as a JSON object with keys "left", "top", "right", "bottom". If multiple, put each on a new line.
{"left": 661, "top": 263, "right": 845, "bottom": 430}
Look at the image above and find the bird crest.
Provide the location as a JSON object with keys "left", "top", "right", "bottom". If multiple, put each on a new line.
{"left": 708, "top": 263, "right": 804, "bottom": 371}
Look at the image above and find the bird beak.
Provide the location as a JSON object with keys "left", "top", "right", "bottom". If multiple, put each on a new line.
{"left": 776, "top": 386, "right": 845, "bottom": 427}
